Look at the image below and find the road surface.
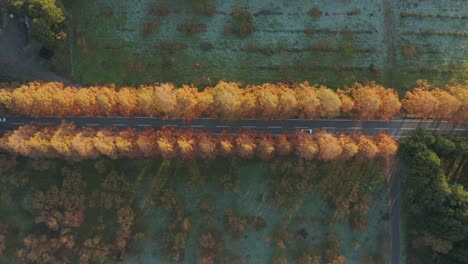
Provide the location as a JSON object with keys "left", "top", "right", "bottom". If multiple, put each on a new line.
{"left": 1, "top": 116, "right": 466, "bottom": 138}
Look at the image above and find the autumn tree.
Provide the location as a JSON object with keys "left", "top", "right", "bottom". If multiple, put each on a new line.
{"left": 275, "top": 134, "right": 292, "bottom": 156}
{"left": 156, "top": 128, "right": 177, "bottom": 159}
{"left": 74, "top": 87, "right": 98, "bottom": 116}
{"left": 294, "top": 131, "right": 318, "bottom": 160}
{"left": 3, "top": 125, "right": 38, "bottom": 157}
{"left": 154, "top": 83, "right": 177, "bottom": 118}
{"left": 95, "top": 86, "right": 118, "bottom": 116}
{"left": 276, "top": 84, "right": 298, "bottom": 119}
{"left": 197, "top": 88, "right": 215, "bottom": 117}
{"left": 402, "top": 86, "right": 439, "bottom": 119}
{"left": 138, "top": 85, "right": 158, "bottom": 116}
{"left": 337, "top": 133, "right": 358, "bottom": 160}
{"left": 252, "top": 83, "right": 279, "bottom": 119}
{"left": 72, "top": 128, "right": 99, "bottom": 159}
{"left": 317, "top": 86, "right": 342, "bottom": 118}
{"left": 235, "top": 130, "right": 257, "bottom": 158}
{"left": 374, "top": 132, "right": 398, "bottom": 158}
{"left": 117, "top": 87, "right": 140, "bottom": 117}
{"left": 218, "top": 131, "right": 234, "bottom": 156}
{"left": 431, "top": 88, "right": 461, "bottom": 120}
{"left": 294, "top": 82, "right": 320, "bottom": 119}
{"left": 176, "top": 129, "right": 196, "bottom": 159}
{"left": 197, "top": 132, "right": 217, "bottom": 159}
{"left": 28, "top": 127, "right": 57, "bottom": 159}
{"left": 256, "top": 134, "right": 275, "bottom": 160}
{"left": 446, "top": 84, "right": 468, "bottom": 124}
{"left": 356, "top": 134, "right": 378, "bottom": 159}
{"left": 175, "top": 85, "right": 202, "bottom": 121}
{"left": 93, "top": 129, "right": 118, "bottom": 159}
{"left": 211, "top": 81, "right": 243, "bottom": 120}
{"left": 50, "top": 122, "right": 78, "bottom": 160}
{"left": 136, "top": 129, "right": 159, "bottom": 157}
{"left": 52, "top": 86, "right": 77, "bottom": 117}
{"left": 315, "top": 131, "right": 343, "bottom": 161}
{"left": 115, "top": 129, "right": 141, "bottom": 158}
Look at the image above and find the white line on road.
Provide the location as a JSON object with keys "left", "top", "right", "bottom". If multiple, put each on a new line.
{"left": 242, "top": 126, "right": 257, "bottom": 128}
{"left": 86, "top": 124, "right": 99, "bottom": 126}
{"left": 163, "top": 125, "right": 178, "bottom": 127}
{"left": 453, "top": 128, "right": 467, "bottom": 131}
{"left": 294, "top": 126, "right": 309, "bottom": 129}
{"left": 11, "top": 123, "right": 24, "bottom": 125}
{"left": 267, "top": 126, "right": 282, "bottom": 129}
{"left": 113, "top": 124, "right": 125, "bottom": 126}
{"left": 190, "top": 125, "right": 205, "bottom": 128}
{"left": 137, "top": 124, "right": 152, "bottom": 127}
{"left": 216, "top": 126, "right": 230, "bottom": 128}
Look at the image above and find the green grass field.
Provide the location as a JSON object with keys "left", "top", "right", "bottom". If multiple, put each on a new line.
{"left": 52, "top": 0, "right": 467, "bottom": 93}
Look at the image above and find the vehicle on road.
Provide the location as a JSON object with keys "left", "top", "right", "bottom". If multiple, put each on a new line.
{"left": 300, "top": 128, "right": 313, "bottom": 134}
{"left": 0, "top": 117, "right": 6, "bottom": 122}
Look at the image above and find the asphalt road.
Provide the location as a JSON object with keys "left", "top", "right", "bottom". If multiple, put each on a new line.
{"left": 1, "top": 116, "right": 467, "bottom": 138}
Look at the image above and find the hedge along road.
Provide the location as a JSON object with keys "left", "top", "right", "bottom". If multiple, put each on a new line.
{"left": 1, "top": 116, "right": 467, "bottom": 138}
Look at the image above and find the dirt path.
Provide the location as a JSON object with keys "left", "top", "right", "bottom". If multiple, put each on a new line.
{"left": 0, "top": 11, "right": 70, "bottom": 84}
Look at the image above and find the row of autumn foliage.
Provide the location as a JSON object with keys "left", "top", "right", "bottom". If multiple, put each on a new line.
{"left": 0, "top": 80, "right": 466, "bottom": 122}
{"left": 0, "top": 122, "right": 398, "bottom": 161}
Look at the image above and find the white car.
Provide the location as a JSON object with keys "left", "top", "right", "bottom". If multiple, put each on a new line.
{"left": 300, "top": 128, "right": 313, "bottom": 134}
{"left": 0, "top": 118, "right": 6, "bottom": 122}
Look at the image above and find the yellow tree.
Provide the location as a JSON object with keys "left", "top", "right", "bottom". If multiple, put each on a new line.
{"left": 347, "top": 83, "right": 382, "bottom": 120}
{"left": 294, "top": 131, "right": 318, "bottom": 160}
{"left": 241, "top": 88, "right": 257, "bottom": 118}
{"left": 28, "top": 127, "right": 57, "bottom": 159}
{"left": 315, "top": 131, "right": 343, "bottom": 161}
{"left": 275, "top": 134, "right": 292, "bottom": 156}
{"left": 198, "top": 88, "right": 215, "bottom": 117}
{"left": 71, "top": 128, "right": 99, "bottom": 159}
{"left": 317, "top": 86, "right": 341, "bottom": 118}
{"left": 117, "top": 87, "right": 140, "bottom": 117}
{"left": 115, "top": 129, "right": 141, "bottom": 158}
{"left": 4, "top": 125, "right": 39, "bottom": 157}
{"left": 197, "top": 132, "right": 217, "bottom": 159}
{"left": 431, "top": 88, "right": 461, "bottom": 120}
{"left": 95, "top": 86, "right": 118, "bottom": 116}
{"left": 356, "top": 134, "right": 378, "bottom": 159}
{"left": 252, "top": 84, "right": 279, "bottom": 120}
{"left": 235, "top": 130, "right": 257, "bottom": 159}
{"left": 338, "top": 133, "right": 358, "bottom": 160}
{"left": 74, "top": 87, "right": 98, "bottom": 116}
{"left": 276, "top": 84, "right": 298, "bottom": 119}
{"left": 50, "top": 122, "right": 77, "bottom": 160}
{"left": 11, "top": 83, "right": 36, "bottom": 115}
{"left": 218, "top": 131, "right": 234, "bottom": 156}
{"left": 136, "top": 129, "right": 159, "bottom": 157}
{"left": 52, "top": 86, "right": 77, "bottom": 117}
{"left": 0, "top": 88, "right": 13, "bottom": 110}
{"left": 337, "top": 90, "right": 354, "bottom": 115}
{"left": 211, "top": 81, "right": 243, "bottom": 120}
{"left": 177, "top": 130, "right": 196, "bottom": 159}
{"left": 154, "top": 83, "right": 177, "bottom": 118}
{"left": 138, "top": 85, "right": 158, "bottom": 116}
{"left": 374, "top": 132, "right": 398, "bottom": 158}
{"left": 402, "top": 87, "right": 439, "bottom": 119}
{"left": 256, "top": 134, "right": 275, "bottom": 160}
{"left": 156, "top": 128, "right": 177, "bottom": 159}
{"left": 93, "top": 129, "right": 118, "bottom": 159}
{"left": 31, "top": 82, "right": 62, "bottom": 117}
{"left": 376, "top": 87, "right": 401, "bottom": 120}
{"left": 175, "top": 85, "right": 201, "bottom": 121}
{"left": 294, "top": 82, "right": 321, "bottom": 119}
{"left": 446, "top": 84, "right": 468, "bottom": 124}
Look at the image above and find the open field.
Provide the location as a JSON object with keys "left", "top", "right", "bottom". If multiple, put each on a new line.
{"left": 54, "top": 0, "right": 467, "bottom": 93}
{"left": 0, "top": 155, "right": 390, "bottom": 263}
